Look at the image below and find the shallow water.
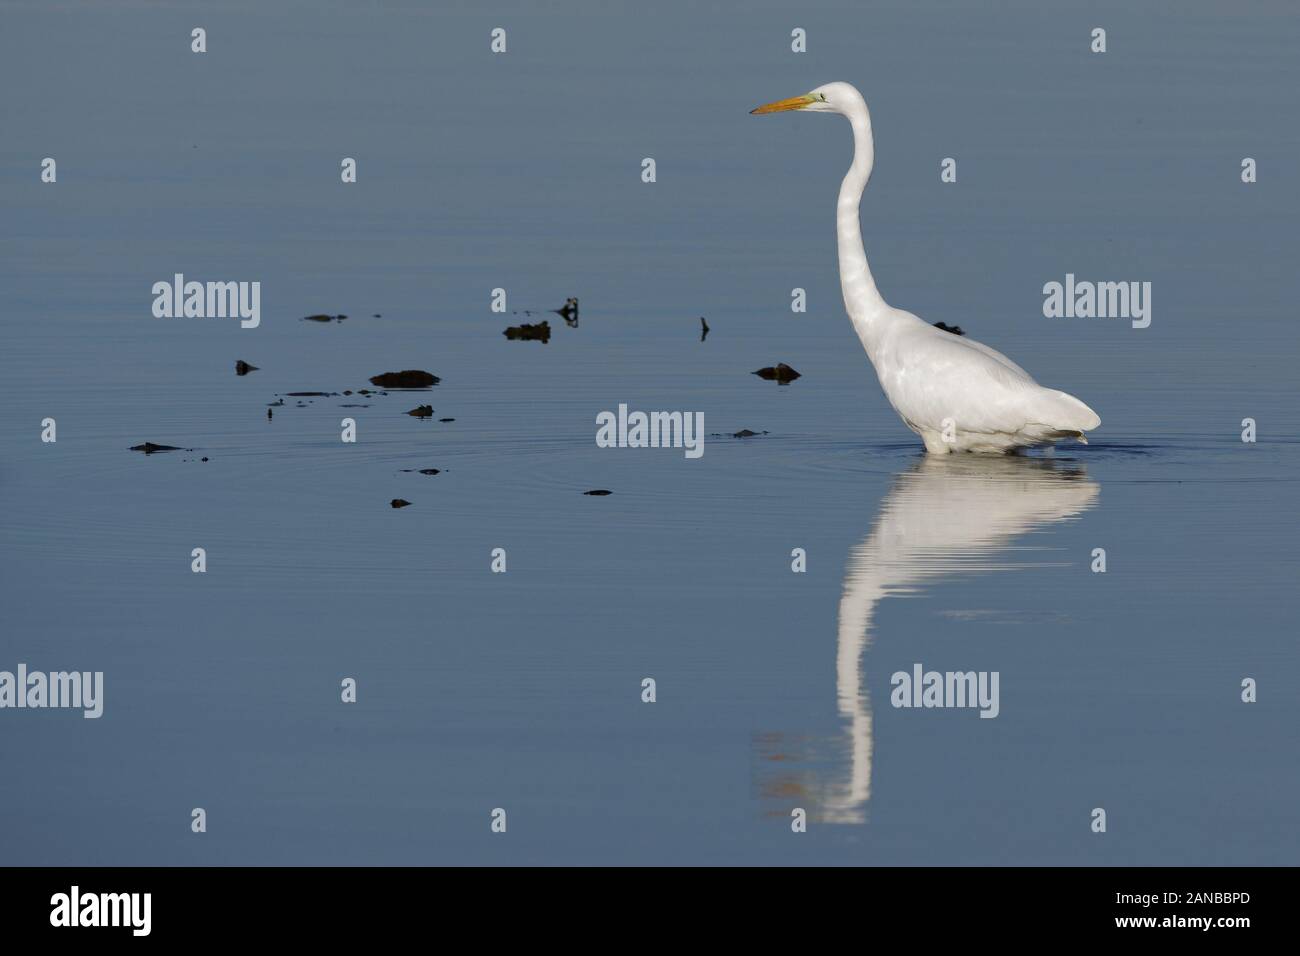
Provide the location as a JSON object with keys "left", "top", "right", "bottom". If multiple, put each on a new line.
{"left": 1, "top": 0, "right": 1298, "bottom": 865}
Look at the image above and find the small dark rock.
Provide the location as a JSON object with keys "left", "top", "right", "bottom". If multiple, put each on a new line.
{"left": 369, "top": 370, "right": 439, "bottom": 388}
{"left": 934, "top": 322, "right": 965, "bottom": 336}
{"left": 407, "top": 405, "right": 434, "bottom": 418}
{"left": 504, "top": 320, "right": 551, "bottom": 343}
{"left": 390, "top": 499, "right": 412, "bottom": 509}
{"left": 235, "top": 360, "right": 258, "bottom": 375}
{"left": 753, "top": 363, "right": 801, "bottom": 384}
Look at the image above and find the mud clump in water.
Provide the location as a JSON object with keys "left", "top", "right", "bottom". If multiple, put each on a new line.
{"left": 370, "top": 370, "right": 439, "bottom": 388}
{"left": 753, "top": 363, "right": 801, "bottom": 384}
{"left": 504, "top": 321, "right": 551, "bottom": 343}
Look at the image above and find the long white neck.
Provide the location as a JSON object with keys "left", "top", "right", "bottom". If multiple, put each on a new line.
{"left": 837, "top": 100, "right": 889, "bottom": 356}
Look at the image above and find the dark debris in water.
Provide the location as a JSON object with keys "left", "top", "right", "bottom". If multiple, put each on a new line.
{"left": 504, "top": 320, "right": 551, "bottom": 343}
{"left": 700, "top": 316, "right": 710, "bottom": 341}
{"left": 555, "top": 297, "right": 579, "bottom": 327}
{"left": 439, "top": 417, "right": 455, "bottom": 422}
{"left": 733, "top": 429, "right": 768, "bottom": 438}
{"left": 401, "top": 468, "right": 441, "bottom": 475}
{"left": 583, "top": 489, "right": 612, "bottom": 496}
{"left": 406, "top": 405, "right": 434, "bottom": 418}
{"left": 235, "top": 360, "right": 258, "bottom": 375}
{"left": 130, "top": 442, "right": 184, "bottom": 454}
{"left": 753, "top": 363, "right": 801, "bottom": 384}
{"left": 934, "top": 322, "right": 965, "bottom": 336}
{"left": 390, "top": 498, "right": 412, "bottom": 509}
{"left": 302, "top": 314, "right": 347, "bottom": 322}
{"left": 370, "top": 370, "right": 439, "bottom": 388}
{"left": 283, "top": 391, "right": 337, "bottom": 397}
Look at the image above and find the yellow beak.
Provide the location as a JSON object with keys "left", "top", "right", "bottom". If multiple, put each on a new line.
{"left": 750, "top": 94, "right": 817, "bottom": 115}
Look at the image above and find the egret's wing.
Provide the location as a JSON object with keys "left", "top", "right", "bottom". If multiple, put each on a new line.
{"left": 946, "top": 331, "right": 1034, "bottom": 381}
{"left": 885, "top": 326, "right": 1096, "bottom": 435}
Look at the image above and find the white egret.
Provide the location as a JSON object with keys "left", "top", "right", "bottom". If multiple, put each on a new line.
{"left": 752, "top": 82, "right": 1101, "bottom": 453}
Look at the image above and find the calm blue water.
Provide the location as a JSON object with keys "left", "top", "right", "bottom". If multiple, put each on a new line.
{"left": 1, "top": 0, "right": 1297, "bottom": 865}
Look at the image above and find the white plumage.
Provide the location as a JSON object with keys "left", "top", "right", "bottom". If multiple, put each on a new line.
{"left": 753, "top": 81, "right": 1100, "bottom": 454}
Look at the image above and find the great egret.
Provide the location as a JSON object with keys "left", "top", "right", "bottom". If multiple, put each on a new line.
{"left": 752, "top": 82, "right": 1101, "bottom": 453}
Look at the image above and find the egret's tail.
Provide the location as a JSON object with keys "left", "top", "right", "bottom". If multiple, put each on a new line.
{"left": 1042, "top": 389, "right": 1101, "bottom": 433}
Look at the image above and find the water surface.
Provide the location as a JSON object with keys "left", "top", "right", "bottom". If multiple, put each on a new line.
{"left": 1, "top": 0, "right": 1297, "bottom": 865}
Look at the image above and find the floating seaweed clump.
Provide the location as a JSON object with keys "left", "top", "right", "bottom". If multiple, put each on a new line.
{"left": 370, "top": 370, "right": 439, "bottom": 388}
{"left": 504, "top": 321, "right": 551, "bottom": 343}
{"left": 753, "top": 363, "right": 801, "bottom": 384}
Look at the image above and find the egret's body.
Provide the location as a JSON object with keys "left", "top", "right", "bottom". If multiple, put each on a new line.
{"left": 753, "top": 82, "right": 1100, "bottom": 453}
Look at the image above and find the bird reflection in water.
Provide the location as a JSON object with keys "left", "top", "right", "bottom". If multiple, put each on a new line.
{"left": 755, "top": 454, "right": 1099, "bottom": 823}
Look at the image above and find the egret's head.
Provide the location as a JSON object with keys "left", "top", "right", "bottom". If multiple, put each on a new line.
{"left": 750, "top": 82, "right": 859, "bottom": 116}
